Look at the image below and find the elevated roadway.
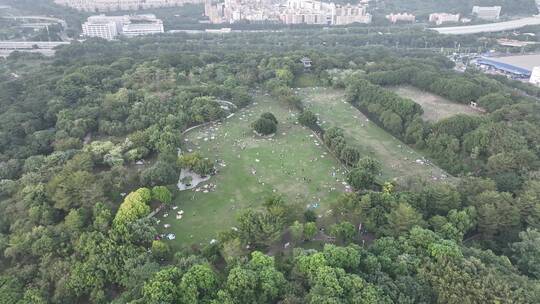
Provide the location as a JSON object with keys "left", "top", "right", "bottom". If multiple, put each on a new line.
{"left": 2, "top": 15, "right": 67, "bottom": 28}
{"left": 431, "top": 16, "right": 540, "bottom": 35}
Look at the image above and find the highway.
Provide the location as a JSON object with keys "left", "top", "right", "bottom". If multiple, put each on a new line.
{"left": 431, "top": 16, "right": 540, "bottom": 35}
{"left": 2, "top": 15, "right": 67, "bottom": 28}
{"left": 0, "top": 41, "right": 70, "bottom": 50}
{"left": 0, "top": 41, "right": 70, "bottom": 57}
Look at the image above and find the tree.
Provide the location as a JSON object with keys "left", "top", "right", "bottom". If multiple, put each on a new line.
{"left": 113, "top": 188, "right": 152, "bottom": 233}
{"left": 142, "top": 267, "right": 182, "bottom": 304}
{"left": 381, "top": 110, "right": 403, "bottom": 135}
{"left": 474, "top": 191, "right": 521, "bottom": 244}
{"left": 237, "top": 208, "right": 284, "bottom": 248}
{"left": 193, "top": 158, "right": 214, "bottom": 177}
{"left": 477, "top": 93, "right": 513, "bottom": 112}
{"left": 347, "top": 157, "right": 381, "bottom": 190}
{"left": 151, "top": 186, "right": 172, "bottom": 205}
{"left": 151, "top": 240, "right": 170, "bottom": 260}
{"left": 385, "top": 203, "right": 425, "bottom": 237}
{"left": 322, "top": 244, "right": 361, "bottom": 270}
{"left": 421, "top": 183, "right": 461, "bottom": 217}
{"left": 298, "top": 110, "right": 318, "bottom": 129}
{"left": 518, "top": 181, "right": 540, "bottom": 229}
{"left": 179, "top": 264, "right": 218, "bottom": 303}
{"left": 275, "top": 68, "right": 294, "bottom": 86}
{"left": 140, "top": 161, "right": 178, "bottom": 186}
{"left": 340, "top": 146, "right": 360, "bottom": 167}
{"left": 329, "top": 221, "right": 356, "bottom": 244}
{"left": 304, "top": 209, "right": 318, "bottom": 222}
{"left": 260, "top": 112, "right": 278, "bottom": 124}
{"left": 64, "top": 209, "right": 84, "bottom": 234}
{"left": 178, "top": 153, "right": 214, "bottom": 176}
{"left": 252, "top": 117, "right": 277, "bottom": 135}
{"left": 47, "top": 170, "right": 104, "bottom": 211}
{"left": 511, "top": 228, "right": 540, "bottom": 279}
{"left": 290, "top": 220, "right": 304, "bottom": 243}
{"left": 304, "top": 222, "right": 318, "bottom": 241}
{"left": 220, "top": 237, "right": 244, "bottom": 264}
{"left": 221, "top": 252, "right": 286, "bottom": 304}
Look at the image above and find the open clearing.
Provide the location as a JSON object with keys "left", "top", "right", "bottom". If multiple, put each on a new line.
{"left": 388, "top": 85, "right": 482, "bottom": 122}
{"left": 299, "top": 87, "right": 448, "bottom": 182}
{"left": 159, "top": 94, "right": 347, "bottom": 248}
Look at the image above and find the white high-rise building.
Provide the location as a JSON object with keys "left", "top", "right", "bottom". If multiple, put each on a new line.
{"left": 529, "top": 67, "right": 540, "bottom": 86}
{"left": 82, "top": 20, "right": 118, "bottom": 40}
{"left": 472, "top": 6, "right": 501, "bottom": 20}
{"left": 82, "top": 14, "right": 164, "bottom": 40}
{"left": 122, "top": 20, "right": 164, "bottom": 37}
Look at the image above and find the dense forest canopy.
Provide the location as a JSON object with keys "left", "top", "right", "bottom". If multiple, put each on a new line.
{"left": 0, "top": 8, "right": 540, "bottom": 304}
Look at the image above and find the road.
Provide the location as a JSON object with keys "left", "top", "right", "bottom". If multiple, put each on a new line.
{"left": 431, "top": 16, "right": 540, "bottom": 35}
{"left": 2, "top": 15, "right": 67, "bottom": 29}
{"left": 0, "top": 41, "right": 70, "bottom": 57}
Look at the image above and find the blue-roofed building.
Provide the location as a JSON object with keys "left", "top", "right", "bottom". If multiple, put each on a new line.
{"left": 474, "top": 57, "right": 532, "bottom": 78}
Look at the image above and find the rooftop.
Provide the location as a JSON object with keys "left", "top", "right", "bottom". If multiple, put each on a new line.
{"left": 476, "top": 57, "right": 532, "bottom": 76}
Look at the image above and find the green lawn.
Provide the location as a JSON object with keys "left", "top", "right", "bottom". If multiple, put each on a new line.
{"left": 158, "top": 94, "right": 348, "bottom": 249}
{"left": 299, "top": 87, "right": 449, "bottom": 183}
{"left": 388, "top": 85, "right": 482, "bottom": 122}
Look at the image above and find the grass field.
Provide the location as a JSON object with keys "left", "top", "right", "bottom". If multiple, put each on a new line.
{"left": 158, "top": 94, "right": 347, "bottom": 249}
{"left": 299, "top": 87, "right": 448, "bottom": 183}
{"left": 388, "top": 85, "right": 482, "bottom": 122}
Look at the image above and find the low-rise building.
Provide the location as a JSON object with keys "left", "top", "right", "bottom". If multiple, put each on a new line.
{"left": 386, "top": 13, "right": 415, "bottom": 24}
{"left": 429, "top": 13, "right": 460, "bottom": 25}
{"left": 530, "top": 66, "right": 540, "bottom": 86}
{"left": 472, "top": 6, "right": 501, "bottom": 20}
{"left": 82, "top": 14, "right": 164, "bottom": 40}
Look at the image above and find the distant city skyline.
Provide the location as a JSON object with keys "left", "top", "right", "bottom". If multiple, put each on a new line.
{"left": 54, "top": 0, "right": 203, "bottom": 12}
{"left": 204, "top": 0, "right": 372, "bottom": 25}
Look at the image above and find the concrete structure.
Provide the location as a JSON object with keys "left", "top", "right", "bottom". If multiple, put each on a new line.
{"left": 529, "top": 67, "right": 540, "bottom": 86}
{"left": 474, "top": 57, "right": 531, "bottom": 79}
{"left": 54, "top": 0, "right": 203, "bottom": 11}
{"left": 82, "top": 19, "right": 118, "bottom": 40}
{"left": 82, "top": 14, "right": 164, "bottom": 40}
{"left": 205, "top": 27, "right": 232, "bottom": 33}
{"left": 301, "top": 57, "right": 312, "bottom": 68}
{"left": 122, "top": 15, "right": 165, "bottom": 37}
{"left": 487, "top": 54, "right": 540, "bottom": 71}
{"left": 386, "top": 13, "right": 415, "bottom": 24}
{"left": 431, "top": 16, "right": 540, "bottom": 35}
{"left": 472, "top": 6, "right": 501, "bottom": 20}
{"left": 429, "top": 13, "right": 460, "bottom": 25}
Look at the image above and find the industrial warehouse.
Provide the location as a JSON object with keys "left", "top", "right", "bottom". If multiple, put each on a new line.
{"left": 472, "top": 54, "right": 540, "bottom": 86}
